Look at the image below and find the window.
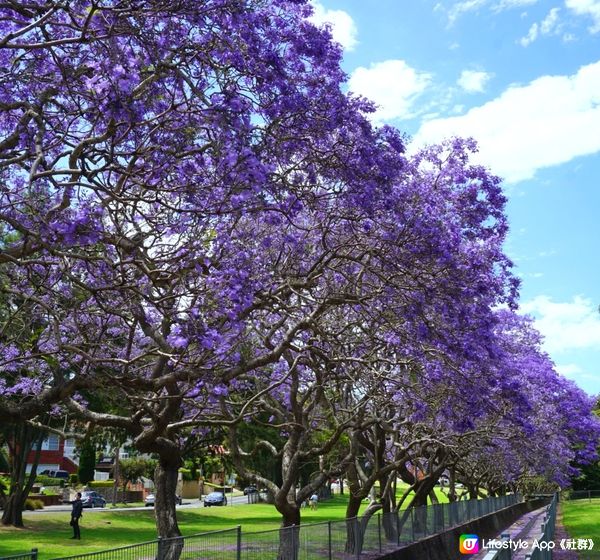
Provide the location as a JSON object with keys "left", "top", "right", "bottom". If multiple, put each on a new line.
{"left": 41, "top": 435, "right": 60, "bottom": 451}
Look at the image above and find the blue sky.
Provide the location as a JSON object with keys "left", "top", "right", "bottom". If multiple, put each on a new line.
{"left": 310, "top": 0, "right": 600, "bottom": 395}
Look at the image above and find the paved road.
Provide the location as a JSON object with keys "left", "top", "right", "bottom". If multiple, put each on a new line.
{"left": 23, "top": 495, "right": 249, "bottom": 514}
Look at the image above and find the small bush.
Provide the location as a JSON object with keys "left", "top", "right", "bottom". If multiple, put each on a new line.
{"left": 24, "top": 499, "right": 44, "bottom": 510}
{"left": 69, "top": 474, "right": 79, "bottom": 485}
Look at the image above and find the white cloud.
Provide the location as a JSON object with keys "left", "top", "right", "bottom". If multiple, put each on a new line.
{"left": 446, "top": 0, "right": 486, "bottom": 24}
{"left": 541, "top": 7, "right": 561, "bottom": 32}
{"left": 520, "top": 295, "right": 600, "bottom": 354}
{"left": 494, "top": 0, "right": 539, "bottom": 10}
{"left": 446, "top": 0, "right": 537, "bottom": 23}
{"left": 520, "top": 22, "right": 540, "bottom": 45}
{"left": 309, "top": 1, "right": 358, "bottom": 51}
{"left": 413, "top": 60, "right": 600, "bottom": 183}
{"left": 457, "top": 70, "right": 492, "bottom": 92}
{"left": 348, "top": 60, "right": 432, "bottom": 123}
{"left": 566, "top": 0, "right": 600, "bottom": 33}
{"left": 520, "top": 7, "right": 561, "bottom": 45}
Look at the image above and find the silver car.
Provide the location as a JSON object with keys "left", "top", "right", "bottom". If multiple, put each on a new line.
{"left": 144, "top": 493, "right": 183, "bottom": 507}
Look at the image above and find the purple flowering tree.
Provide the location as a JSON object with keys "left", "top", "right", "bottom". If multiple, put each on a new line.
{"left": 0, "top": 0, "right": 407, "bottom": 539}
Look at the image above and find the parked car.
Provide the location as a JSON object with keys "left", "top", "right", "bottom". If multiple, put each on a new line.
{"left": 81, "top": 491, "right": 106, "bottom": 508}
{"left": 40, "top": 469, "right": 70, "bottom": 480}
{"left": 203, "top": 491, "right": 227, "bottom": 507}
{"left": 243, "top": 485, "right": 257, "bottom": 495}
{"left": 144, "top": 493, "right": 183, "bottom": 507}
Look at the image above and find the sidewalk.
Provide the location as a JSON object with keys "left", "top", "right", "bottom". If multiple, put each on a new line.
{"left": 470, "top": 505, "right": 548, "bottom": 559}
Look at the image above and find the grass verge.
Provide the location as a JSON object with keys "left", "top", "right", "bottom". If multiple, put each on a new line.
{"left": 560, "top": 497, "right": 600, "bottom": 559}
{"left": 0, "top": 485, "right": 452, "bottom": 559}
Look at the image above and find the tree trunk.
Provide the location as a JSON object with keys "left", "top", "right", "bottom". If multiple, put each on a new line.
{"left": 154, "top": 455, "right": 183, "bottom": 560}
{"left": 344, "top": 464, "right": 366, "bottom": 555}
{"left": 448, "top": 467, "right": 458, "bottom": 503}
{"left": 345, "top": 492, "right": 363, "bottom": 547}
{"left": 1, "top": 488, "right": 25, "bottom": 527}
{"left": 377, "top": 473, "right": 396, "bottom": 542}
{"left": 154, "top": 456, "right": 182, "bottom": 538}
{"left": 1, "top": 421, "right": 44, "bottom": 527}
{"left": 277, "top": 503, "right": 300, "bottom": 560}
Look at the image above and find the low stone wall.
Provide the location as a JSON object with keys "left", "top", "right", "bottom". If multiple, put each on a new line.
{"left": 375, "top": 498, "right": 550, "bottom": 560}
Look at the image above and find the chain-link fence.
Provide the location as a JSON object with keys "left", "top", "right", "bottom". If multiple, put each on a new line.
{"left": 9, "top": 494, "right": 521, "bottom": 560}
{"left": 48, "top": 528, "right": 241, "bottom": 560}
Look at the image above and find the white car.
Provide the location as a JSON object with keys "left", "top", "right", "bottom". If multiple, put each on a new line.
{"left": 144, "top": 493, "right": 183, "bottom": 507}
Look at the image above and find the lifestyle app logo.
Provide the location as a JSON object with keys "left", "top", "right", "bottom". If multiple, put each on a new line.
{"left": 460, "top": 534, "right": 480, "bottom": 554}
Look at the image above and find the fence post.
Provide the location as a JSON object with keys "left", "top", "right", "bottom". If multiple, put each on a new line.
{"left": 236, "top": 525, "right": 242, "bottom": 560}
{"left": 439, "top": 504, "right": 444, "bottom": 532}
{"left": 292, "top": 524, "right": 298, "bottom": 560}
{"left": 354, "top": 517, "right": 360, "bottom": 560}
{"left": 157, "top": 537, "right": 164, "bottom": 560}
{"left": 378, "top": 513, "right": 382, "bottom": 553}
{"left": 328, "top": 521, "right": 332, "bottom": 560}
{"left": 500, "top": 533, "right": 511, "bottom": 560}
{"left": 31, "top": 549, "right": 38, "bottom": 560}
{"left": 396, "top": 511, "right": 401, "bottom": 546}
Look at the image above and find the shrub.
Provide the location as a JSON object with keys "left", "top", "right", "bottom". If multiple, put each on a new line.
{"left": 24, "top": 499, "right": 44, "bottom": 510}
{"left": 179, "top": 468, "right": 193, "bottom": 481}
{"left": 69, "top": 473, "right": 79, "bottom": 485}
{"left": 89, "top": 480, "right": 115, "bottom": 488}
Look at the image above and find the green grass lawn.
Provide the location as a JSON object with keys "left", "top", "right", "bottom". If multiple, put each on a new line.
{"left": 560, "top": 497, "right": 600, "bottom": 559}
{"left": 0, "top": 496, "right": 356, "bottom": 559}
{"left": 0, "top": 486, "right": 455, "bottom": 560}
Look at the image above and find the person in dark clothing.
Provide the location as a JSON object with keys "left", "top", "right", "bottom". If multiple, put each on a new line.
{"left": 70, "top": 492, "right": 83, "bottom": 539}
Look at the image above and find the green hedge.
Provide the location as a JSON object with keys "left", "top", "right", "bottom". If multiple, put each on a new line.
{"left": 35, "top": 475, "right": 63, "bottom": 486}
{"left": 89, "top": 480, "right": 115, "bottom": 488}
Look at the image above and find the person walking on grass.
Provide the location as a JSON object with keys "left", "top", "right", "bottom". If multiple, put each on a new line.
{"left": 309, "top": 493, "right": 318, "bottom": 511}
{"left": 70, "top": 492, "right": 83, "bottom": 540}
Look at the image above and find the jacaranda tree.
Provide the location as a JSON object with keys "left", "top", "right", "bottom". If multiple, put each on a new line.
{"left": 0, "top": 0, "right": 408, "bottom": 538}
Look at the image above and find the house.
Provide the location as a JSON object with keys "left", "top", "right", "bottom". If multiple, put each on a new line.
{"left": 26, "top": 435, "right": 78, "bottom": 474}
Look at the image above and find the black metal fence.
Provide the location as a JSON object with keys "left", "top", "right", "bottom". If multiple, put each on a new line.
{"left": 0, "top": 550, "right": 38, "bottom": 560}
{"left": 561, "top": 489, "right": 600, "bottom": 501}
{"left": 524, "top": 493, "right": 557, "bottom": 560}
{"left": 7, "top": 494, "right": 521, "bottom": 560}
